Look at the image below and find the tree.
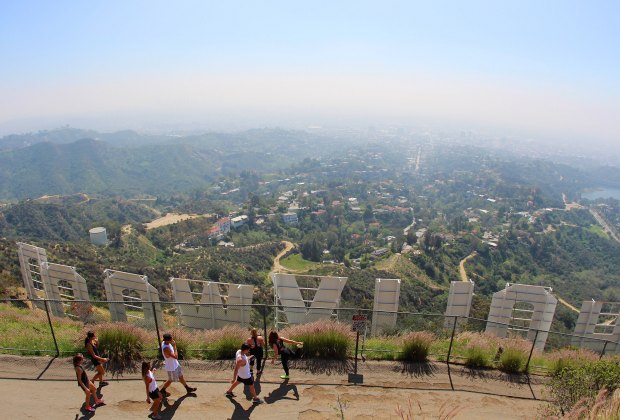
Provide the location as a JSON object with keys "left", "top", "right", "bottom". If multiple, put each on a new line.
{"left": 300, "top": 233, "right": 325, "bottom": 262}
{"left": 363, "top": 205, "right": 374, "bottom": 223}
{"left": 406, "top": 229, "right": 417, "bottom": 246}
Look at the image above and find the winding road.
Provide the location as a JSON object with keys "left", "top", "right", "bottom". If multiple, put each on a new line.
{"left": 271, "top": 240, "right": 297, "bottom": 272}
{"left": 459, "top": 252, "right": 477, "bottom": 282}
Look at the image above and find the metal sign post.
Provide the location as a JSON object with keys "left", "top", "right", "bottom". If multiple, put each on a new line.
{"left": 348, "top": 314, "right": 367, "bottom": 384}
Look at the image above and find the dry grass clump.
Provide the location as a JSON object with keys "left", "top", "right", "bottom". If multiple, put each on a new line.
{"left": 548, "top": 348, "right": 599, "bottom": 376}
{"left": 496, "top": 337, "right": 531, "bottom": 374}
{"left": 395, "top": 397, "right": 464, "bottom": 419}
{"left": 281, "top": 321, "right": 354, "bottom": 359}
{"left": 82, "top": 322, "right": 150, "bottom": 375}
{"left": 457, "top": 332, "right": 498, "bottom": 369}
{"left": 400, "top": 331, "right": 435, "bottom": 363}
{"left": 200, "top": 325, "right": 248, "bottom": 359}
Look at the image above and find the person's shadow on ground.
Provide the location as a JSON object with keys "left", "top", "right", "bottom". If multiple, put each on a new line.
{"left": 264, "top": 379, "right": 299, "bottom": 404}
{"left": 227, "top": 397, "right": 259, "bottom": 420}
{"left": 242, "top": 374, "right": 262, "bottom": 400}
{"left": 159, "top": 392, "right": 197, "bottom": 419}
{"left": 75, "top": 410, "right": 95, "bottom": 420}
{"left": 76, "top": 394, "right": 105, "bottom": 419}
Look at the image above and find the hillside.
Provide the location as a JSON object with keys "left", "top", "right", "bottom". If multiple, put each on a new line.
{"left": 0, "top": 198, "right": 157, "bottom": 241}
{"left": 0, "top": 128, "right": 351, "bottom": 200}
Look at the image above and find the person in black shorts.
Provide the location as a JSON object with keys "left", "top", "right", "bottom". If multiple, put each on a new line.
{"left": 225, "top": 343, "right": 263, "bottom": 404}
{"left": 268, "top": 331, "right": 303, "bottom": 380}
{"left": 246, "top": 328, "right": 265, "bottom": 375}
{"left": 85, "top": 331, "right": 108, "bottom": 386}
{"left": 73, "top": 353, "right": 104, "bottom": 413}
{"left": 142, "top": 361, "right": 162, "bottom": 419}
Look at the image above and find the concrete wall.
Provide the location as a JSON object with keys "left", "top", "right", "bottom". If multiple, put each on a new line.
{"left": 271, "top": 273, "right": 347, "bottom": 327}
{"left": 571, "top": 301, "right": 620, "bottom": 354}
{"left": 486, "top": 283, "right": 557, "bottom": 351}
{"left": 371, "top": 278, "right": 400, "bottom": 335}
{"left": 171, "top": 278, "right": 254, "bottom": 329}
{"left": 103, "top": 269, "right": 163, "bottom": 327}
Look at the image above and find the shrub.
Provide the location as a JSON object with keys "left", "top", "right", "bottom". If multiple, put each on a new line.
{"left": 498, "top": 347, "right": 528, "bottom": 373}
{"left": 400, "top": 332, "right": 434, "bottom": 363}
{"left": 281, "top": 321, "right": 353, "bottom": 359}
{"left": 548, "top": 348, "right": 599, "bottom": 376}
{"left": 201, "top": 325, "right": 247, "bottom": 360}
{"left": 457, "top": 332, "right": 497, "bottom": 369}
{"left": 547, "top": 358, "right": 620, "bottom": 415}
{"left": 85, "top": 323, "right": 149, "bottom": 375}
{"left": 496, "top": 338, "right": 531, "bottom": 374}
{"left": 465, "top": 346, "right": 491, "bottom": 368}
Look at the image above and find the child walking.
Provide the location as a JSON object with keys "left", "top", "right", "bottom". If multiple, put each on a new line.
{"left": 142, "top": 361, "right": 162, "bottom": 420}
{"left": 85, "top": 330, "right": 108, "bottom": 386}
{"left": 73, "top": 353, "right": 104, "bottom": 413}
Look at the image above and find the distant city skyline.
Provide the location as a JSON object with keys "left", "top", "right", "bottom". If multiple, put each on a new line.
{"left": 1, "top": 1, "right": 618, "bottom": 150}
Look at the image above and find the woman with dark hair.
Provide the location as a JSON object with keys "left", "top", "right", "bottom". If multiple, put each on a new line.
{"left": 246, "top": 328, "right": 265, "bottom": 375}
{"left": 73, "top": 353, "right": 104, "bottom": 413}
{"left": 268, "top": 331, "right": 303, "bottom": 379}
{"left": 142, "top": 361, "right": 162, "bottom": 419}
{"left": 85, "top": 331, "right": 108, "bottom": 386}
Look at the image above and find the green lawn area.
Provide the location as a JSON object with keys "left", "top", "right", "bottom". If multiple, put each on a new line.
{"left": 588, "top": 224, "right": 609, "bottom": 239}
{"left": 280, "top": 253, "right": 321, "bottom": 271}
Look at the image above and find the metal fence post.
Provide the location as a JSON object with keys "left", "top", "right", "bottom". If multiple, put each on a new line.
{"left": 151, "top": 301, "right": 162, "bottom": 359}
{"left": 599, "top": 340, "right": 609, "bottom": 360}
{"left": 525, "top": 330, "right": 539, "bottom": 372}
{"left": 446, "top": 316, "right": 458, "bottom": 365}
{"left": 43, "top": 299, "right": 60, "bottom": 357}
{"left": 262, "top": 305, "right": 268, "bottom": 343}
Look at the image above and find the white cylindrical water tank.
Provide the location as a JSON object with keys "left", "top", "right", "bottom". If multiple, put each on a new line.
{"left": 89, "top": 227, "right": 108, "bottom": 245}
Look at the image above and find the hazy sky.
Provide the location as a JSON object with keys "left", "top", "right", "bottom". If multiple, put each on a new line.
{"left": 1, "top": 1, "right": 618, "bottom": 144}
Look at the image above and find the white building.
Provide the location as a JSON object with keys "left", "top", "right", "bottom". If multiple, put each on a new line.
{"left": 282, "top": 212, "right": 299, "bottom": 225}
{"left": 231, "top": 215, "right": 248, "bottom": 228}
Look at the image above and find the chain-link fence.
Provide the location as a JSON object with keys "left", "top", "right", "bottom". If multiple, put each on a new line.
{"left": 0, "top": 297, "right": 617, "bottom": 377}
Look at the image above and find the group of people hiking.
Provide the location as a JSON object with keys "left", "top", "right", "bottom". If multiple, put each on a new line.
{"left": 73, "top": 328, "right": 303, "bottom": 418}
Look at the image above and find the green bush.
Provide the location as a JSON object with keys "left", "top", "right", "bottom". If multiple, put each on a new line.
{"left": 201, "top": 326, "right": 247, "bottom": 360}
{"left": 548, "top": 348, "right": 599, "bottom": 376}
{"left": 282, "top": 321, "right": 353, "bottom": 359}
{"left": 90, "top": 323, "right": 149, "bottom": 375}
{"left": 400, "top": 332, "right": 434, "bottom": 363}
{"left": 457, "top": 332, "right": 497, "bottom": 368}
{"left": 465, "top": 345, "right": 492, "bottom": 368}
{"left": 548, "top": 358, "right": 620, "bottom": 415}
{"left": 498, "top": 347, "right": 528, "bottom": 374}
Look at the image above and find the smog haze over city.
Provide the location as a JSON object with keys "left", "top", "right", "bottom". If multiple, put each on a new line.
{"left": 1, "top": 1, "right": 619, "bottom": 158}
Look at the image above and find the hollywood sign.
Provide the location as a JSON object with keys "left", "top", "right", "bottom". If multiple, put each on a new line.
{"left": 15, "top": 243, "right": 620, "bottom": 350}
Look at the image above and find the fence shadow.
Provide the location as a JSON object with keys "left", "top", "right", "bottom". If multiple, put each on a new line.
{"left": 293, "top": 359, "right": 353, "bottom": 375}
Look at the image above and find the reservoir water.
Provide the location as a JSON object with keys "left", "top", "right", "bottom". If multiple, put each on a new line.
{"left": 582, "top": 188, "right": 620, "bottom": 200}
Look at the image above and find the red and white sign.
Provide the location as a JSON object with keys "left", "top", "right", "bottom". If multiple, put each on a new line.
{"left": 352, "top": 314, "right": 367, "bottom": 332}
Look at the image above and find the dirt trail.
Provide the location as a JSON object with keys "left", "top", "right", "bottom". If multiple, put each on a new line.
{"left": 145, "top": 213, "right": 210, "bottom": 230}
{"left": 272, "top": 241, "right": 297, "bottom": 272}
{"left": 557, "top": 297, "right": 580, "bottom": 314}
{"left": 0, "top": 356, "right": 547, "bottom": 419}
{"left": 459, "top": 252, "right": 477, "bottom": 282}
